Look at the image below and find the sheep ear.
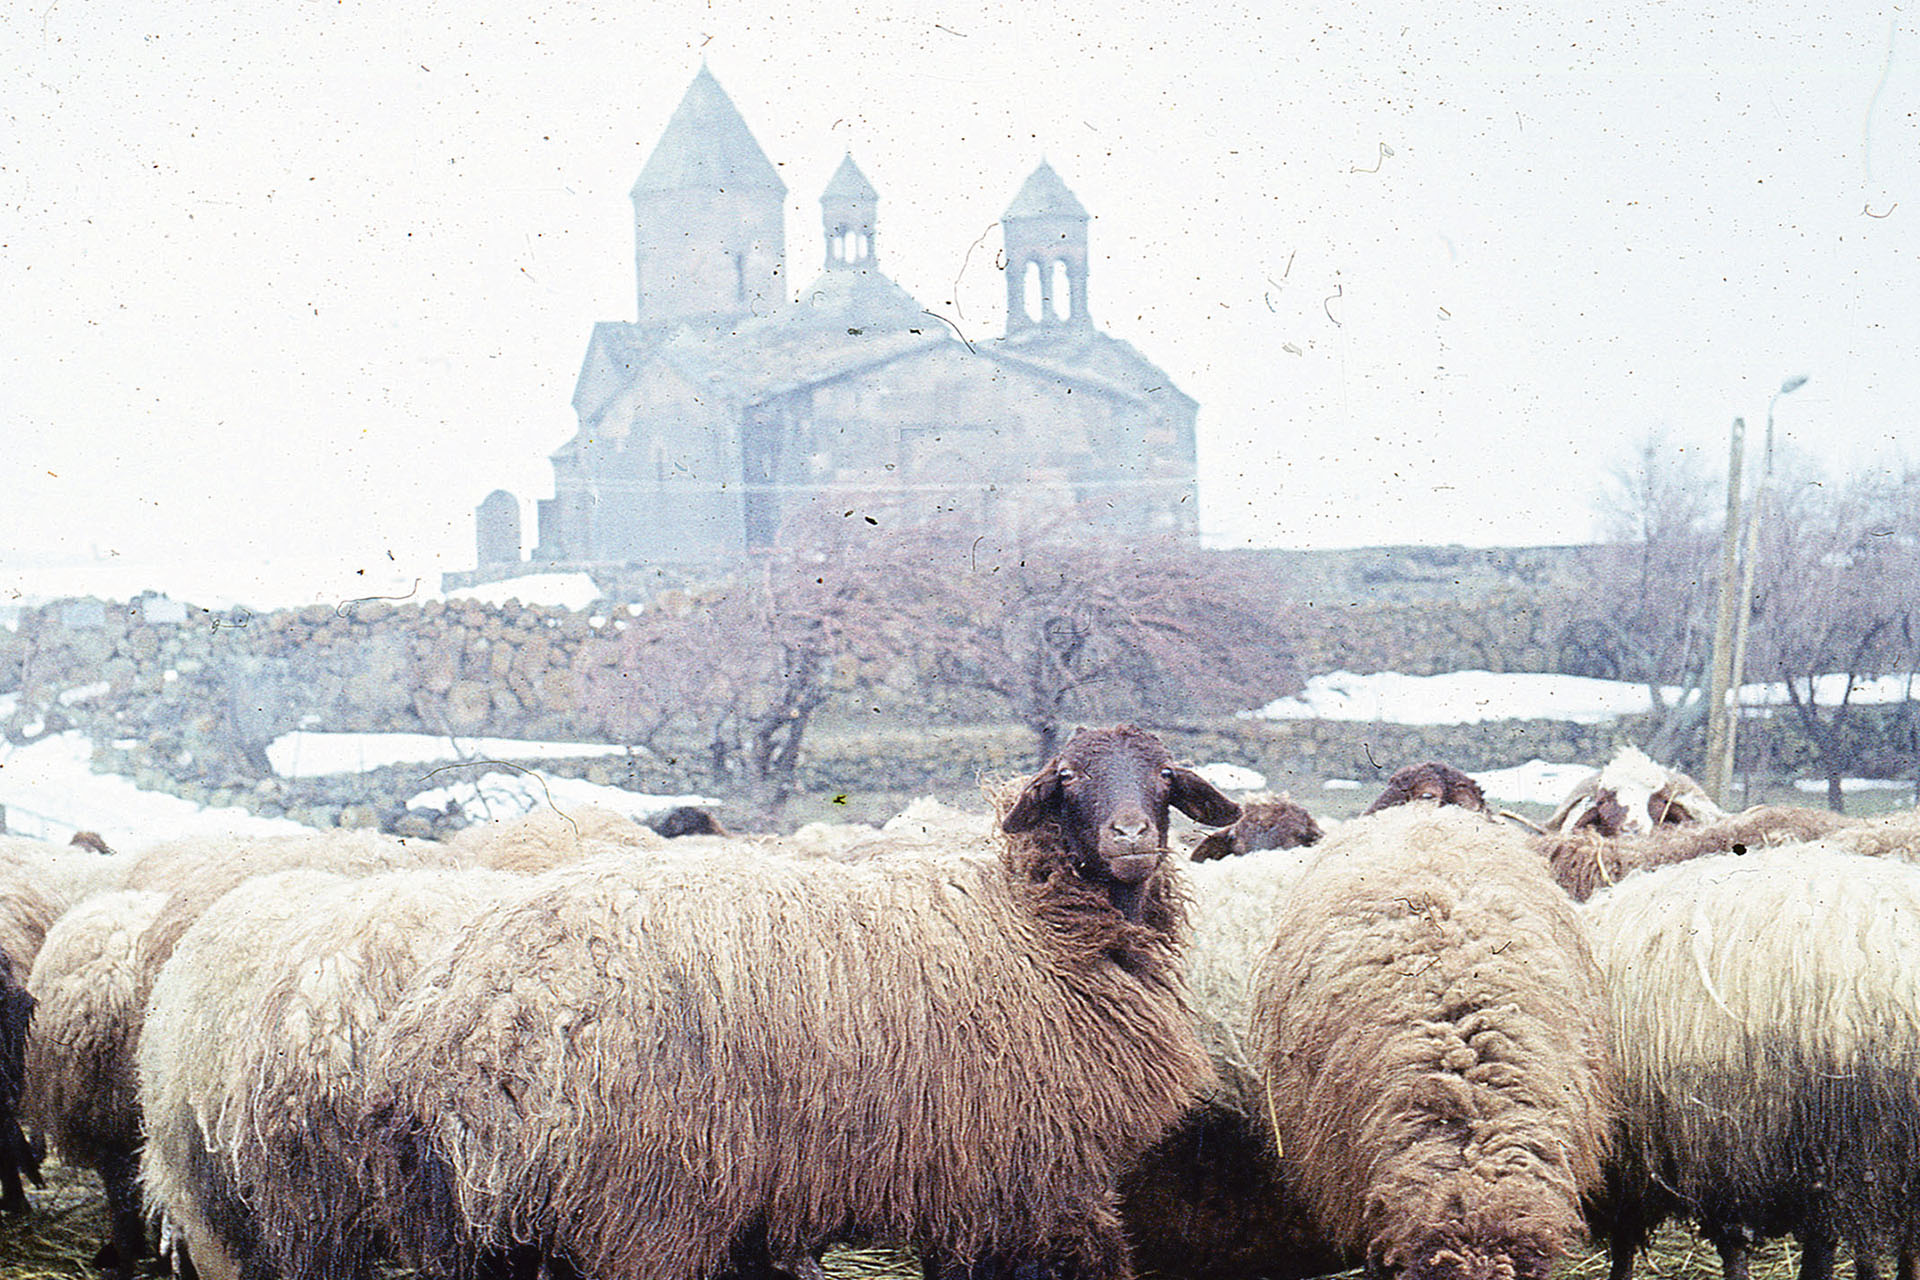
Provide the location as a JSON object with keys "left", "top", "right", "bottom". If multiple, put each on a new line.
{"left": 1002, "top": 763, "right": 1062, "bottom": 833}
{"left": 1189, "top": 830, "right": 1236, "bottom": 862}
{"left": 1169, "top": 768, "right": 1242, "bottom": 828}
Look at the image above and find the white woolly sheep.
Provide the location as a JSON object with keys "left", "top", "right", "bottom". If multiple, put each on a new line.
{"left": 138, "top": 864, "right": 518, "bottom": 1280}
{"left": 1582, "top": 845, "right": 1920, "bottom": 1280}
{"left": 363, "top": 724, "right": 1238, "bottom": 1280}
{"left": 1250, "top": 804, "right": 1615, "bottom": 1280}
{"left": 446, "top": 802, "right": 667, "bottom": 874}
{"left": 21, "top": 889, "right": 167, "bottom": 1269}
{"left": 23, "top": 829, "right": 458, "bottom": 1272}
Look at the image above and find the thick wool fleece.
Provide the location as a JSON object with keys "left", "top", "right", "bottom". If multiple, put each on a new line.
{"left": 367, "top": 839, "right": 1210, "bottom": 1280}
{"left": 1252, "top": 805, "right": 1613, "bottom": 1280}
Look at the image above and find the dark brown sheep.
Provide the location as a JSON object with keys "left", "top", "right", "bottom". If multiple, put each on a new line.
{"left": 1189, "top": 794, "right": 1323, "bottom": 861}
{"left": 0, "top": 951, "right": 40, "bottom": 1217}
{"left": 68, "top": 831, "right": 115, "bottom": 856}
{"left": 649, "top": 804, "right": 730, "bottom": 838}
{"left": 1363, "top": 762, "right": 1489, "bottom": 817}
{"left": 366, "top": 725, "right": 1236, "bottom": 1280}
{"left": 1251, "top": 805, "right": 1613, "bottom": 1280}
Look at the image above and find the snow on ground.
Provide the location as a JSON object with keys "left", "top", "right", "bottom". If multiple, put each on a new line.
{"left": 1470, "top": 759, "right": 1596, "bottom": 807}
{"left": 406, "top": 770, "right": 719, "bottom": 823}
{"left": 1248, "top": 669, "right": 1918, "bottom": 726}
{"left": 1247, "top": 671, "right": 1689, "bottom": 725}
{"left": 268, "top": 731, "right": 631, "bottom": 778}
{"left": 442, "top": 572, "right": 604, "bottom": 611}
{"left": 0, "top": 732, "right": 307, "bottom": 851}
{"left": 1196, "top": 761, "right": 1268, "bottom": 791}
{"left": 1793, "top": 777, "right": 1918, "bottom": 795}
{"left": 0, "top": 731, "right": 721, "bottom": 849}
{"left": 1738, "top": 673, "right": 1919, "bottom": 708}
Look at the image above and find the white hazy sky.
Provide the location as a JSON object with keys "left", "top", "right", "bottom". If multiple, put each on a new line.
{"left": 4, "top": 0, "right": 1916, "bottom": 601}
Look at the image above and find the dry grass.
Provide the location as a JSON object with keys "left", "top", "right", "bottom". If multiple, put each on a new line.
{"left": 0, "top": 1177, "right": 1822, "bottom": 1280}
{"left": 0, "top": 1159, "right": 109, "bottom": 1279}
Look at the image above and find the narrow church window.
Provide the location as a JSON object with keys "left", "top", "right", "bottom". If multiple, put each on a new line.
{"left": 1052, "top": 260, "right": 1073, "bottom": 320}
{"left": 1023, "top": 260, "right": 1043, "bottom": 324}
{"left": 733, "top": 251, "right": 747, "bottom": 304}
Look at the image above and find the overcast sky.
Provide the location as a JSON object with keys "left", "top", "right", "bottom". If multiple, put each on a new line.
{"left": 3, "top": 0, "right": 1915, "bottom": 603}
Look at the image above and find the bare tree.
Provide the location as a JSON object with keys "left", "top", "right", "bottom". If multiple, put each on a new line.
{"left": 576, "top": 509, "right": 956, "bottom": 822}
{"left": 1579, "top": 429, "right": 1720, "bottom": 759}
{"left": 1746, "top": 461, "right": 1920, "bottom": 810}
{"left": 928, "top": 524, "right": 1300, "bottom": 764}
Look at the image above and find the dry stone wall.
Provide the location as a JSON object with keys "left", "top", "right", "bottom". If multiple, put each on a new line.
{"left": 0, "top": 588, "right": 1849, "bottom": 829}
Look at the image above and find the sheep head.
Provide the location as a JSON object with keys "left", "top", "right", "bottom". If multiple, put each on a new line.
{"left": 1363, "top": 763, "right": 1489, "bottom": 817}
{"left": 1547, "top": 746, "right": 1725, "bottom": 837}
{"left": 1389, "top": 1235, "right": 1553, "bottom": 1280}
{"left": 1190, "top": 795, "right": 1323, "bottom": 861}
{"left": 1003, "top": 725, "right": 1240, "bottom": 916}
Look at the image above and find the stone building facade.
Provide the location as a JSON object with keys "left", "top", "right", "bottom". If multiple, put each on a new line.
{"left": 479, "top": 67, "right": 1199, "bottom": 577}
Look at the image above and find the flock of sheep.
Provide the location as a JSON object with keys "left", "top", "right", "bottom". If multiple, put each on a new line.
{"left": 4, "top": 730, "right": 1920, "bottom": 1280}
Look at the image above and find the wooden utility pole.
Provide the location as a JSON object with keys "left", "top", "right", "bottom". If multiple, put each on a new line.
{"left": 1704, "top": 417, "right": 1746, "bottom": 804}
{"left": 1721, "top": 377, "right": 1808, "bottom": 802}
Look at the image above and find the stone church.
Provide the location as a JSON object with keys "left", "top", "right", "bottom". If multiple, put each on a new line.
{"left": 475, "top": 66, "right": 1199, "bottom": 577}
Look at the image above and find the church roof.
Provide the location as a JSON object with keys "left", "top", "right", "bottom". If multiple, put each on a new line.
{"left": 656, "top": 321, "right": 945, "bottom": 404}
{"left": 990, "top": 325, "right": 1195, "bottom": 410}
{"left": 792, "top": 266, "right": 928, "bottom": 329}
{"left": 821, "top": 153, "right": 878, "bottom": 205}
{"left": 1004, "top": 160, "right": 1088, "bottom": 221}
{"left": 631, "top": 67, "right": 787, "bottom": 199}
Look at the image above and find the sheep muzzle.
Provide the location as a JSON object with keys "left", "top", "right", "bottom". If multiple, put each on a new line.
{"left": 1104, "top": 850, "right": 1166, "bottom": 884}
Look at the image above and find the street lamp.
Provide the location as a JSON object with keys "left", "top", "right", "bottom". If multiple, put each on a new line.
{"left": 1720, "top": 374, "right": 1809, "bottom": 800}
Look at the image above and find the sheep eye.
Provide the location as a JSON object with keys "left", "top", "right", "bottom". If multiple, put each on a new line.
{"left": 1056, "top": 767, "right": 1077, "bottom": 785}
{"left": 1159, "top": 767, "right": 1176, "bottom": 781}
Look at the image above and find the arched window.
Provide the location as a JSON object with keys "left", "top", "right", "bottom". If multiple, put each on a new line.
{"left": 1052, "top": 260, "right": 1073, "bottom": 320}
{"left": 1023, "top": 259, "right": 1043, "bottom": 323}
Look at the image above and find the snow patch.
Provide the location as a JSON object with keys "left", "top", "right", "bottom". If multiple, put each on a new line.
{"left": 443, "top": 572, "right": 603, "bottom": 612}
{"left": 0, "top": 732, "right": 308, "bottom": 851}
{"left": 267, "top": 731, "right": 632, "bottom": 779}
{"left": 1196, "top": 761, "right": 1267, "bottom": 792}
{"left": 405, "top": 769, "right": 717, "bottom": 824}
{"left": 1245, "top": 670, "right": 1687, "bottom": 725}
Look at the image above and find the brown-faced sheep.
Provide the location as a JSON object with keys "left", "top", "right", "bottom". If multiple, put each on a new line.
{"left": 21, "top": 889, "right": 167, "bottom": 1268}
{"left": 1189, "top": 794, "right": 1323, "bottom": 861}
{"left": 1582, "top": 846, "right": 1920, "bottom": 1280}
{"left": 1545, "top": 745, "right": 1723, "bottom": 836}
{"left": 649, "top": 804, "right": 730, "bottom": 837}
{"left": 365, "top": 725, "right": 1238, "bottom": 1280}
{"left": 1363, "top": 762, "right": 1490, "bottom": 817}
{"left": 1250, "top": 804, "right": 1614, "bottom": 1280}
{"left": 1118, "top": 845, "right": 1338, "bottom": 1280}
{"left": 137, "top": 865, "right": 518, "bottom": 1280}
